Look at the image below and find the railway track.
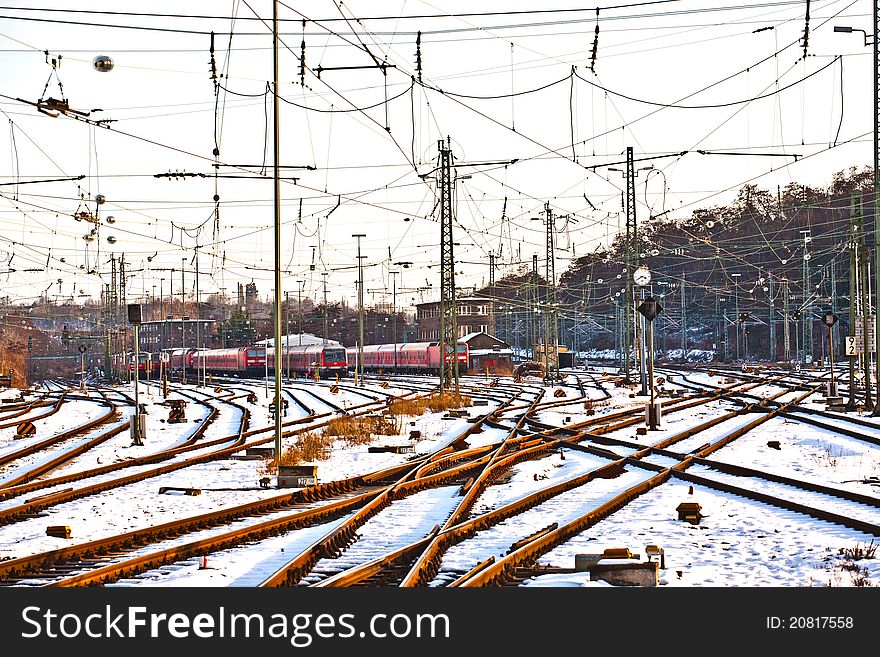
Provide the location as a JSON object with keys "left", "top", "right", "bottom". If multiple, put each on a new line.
{"left": 0, "top": 369, "right": 876, "bottom": 588}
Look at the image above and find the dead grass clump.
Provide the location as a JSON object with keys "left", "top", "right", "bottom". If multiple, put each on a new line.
{"left": 388, "top": 392, "right": 472, "bottom": 417}
{"left": 839, "top": 540, "right": 877, "bottom": 561}
{"left": 258, "top": 431, "right": 330, "bottom": 475}
{"left": 326, "top": 414, "right": 400, "bottom": 445}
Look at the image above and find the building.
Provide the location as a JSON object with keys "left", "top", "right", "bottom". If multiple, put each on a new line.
{"left": 415, "top": 297, "right": 494, "bottom": 341}
{"left": 458, "top": 332, "right": 512, "bottom": 374}
{"left": 137, "top": 318, "right": 217, "bottom": 352}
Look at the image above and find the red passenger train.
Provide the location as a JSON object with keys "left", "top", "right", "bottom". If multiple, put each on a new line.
{"left": 192, "top": 346, "right": 266, "bottom": 376}
{"left": 346, "top": 341, "right": 468, "bottom": 375}
{"left": 266, "top": 344, "right": 348, "bottom": 379}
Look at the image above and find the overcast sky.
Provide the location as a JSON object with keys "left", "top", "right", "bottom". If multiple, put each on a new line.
{"left": 0, "top": 0, "right": 874, "bottom": 312}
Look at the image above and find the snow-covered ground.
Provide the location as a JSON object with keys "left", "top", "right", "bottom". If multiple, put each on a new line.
{"left": 0, "top": 369, "right": 877, "bottom": 588}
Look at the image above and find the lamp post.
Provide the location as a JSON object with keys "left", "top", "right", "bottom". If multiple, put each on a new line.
{"left": 634, "top": 265, "right": 652, "bottom": 396}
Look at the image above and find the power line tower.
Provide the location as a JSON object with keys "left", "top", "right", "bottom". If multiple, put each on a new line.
{"left": 624, "top": 146, "right": 637, "bottom": 382}
{"left": 437, "top": 138, "right": 458, "bottom": 393}
{"left": 539, "top": 202, "right": 559, "bottom": 382}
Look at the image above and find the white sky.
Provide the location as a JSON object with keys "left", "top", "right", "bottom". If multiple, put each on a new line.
{"left": 0, "top": 1, "right": 876, "bottom": 311}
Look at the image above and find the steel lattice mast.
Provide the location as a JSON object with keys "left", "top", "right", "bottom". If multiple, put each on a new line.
{"left": 438, "top": 137, "right": 458, "bottom": 393}
{"left": 543, "top": 202, "right": 559, "bottom": 381}
{"left": 624, "top": 146, "right": 637, "bottom": 382}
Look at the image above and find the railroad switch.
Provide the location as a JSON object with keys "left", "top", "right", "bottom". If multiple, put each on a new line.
{"left": 553, "top": 388, "right": 566, "bottom": 398}
{"left": 246, "top": 392, "right": 258, "bottom": 404}
{"left": 767, "top": 440, "right": 781, "bottom": 450}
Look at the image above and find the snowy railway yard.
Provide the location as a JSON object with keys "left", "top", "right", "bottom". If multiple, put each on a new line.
{"left": 0, "top": 365, "right": 878, "bottom": 589}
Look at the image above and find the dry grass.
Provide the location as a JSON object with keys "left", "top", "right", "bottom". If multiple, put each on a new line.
{"left": 325, "top": 413, "right": 401, "bottom": 445}
{"left": 388, "top": 392, "right": 472, "bottom": 417}
{"left": 839, "top": 540, "right": 877, "bottom": 561}
{"left": 258, "top": 431, "right": 331, "bottom": 475}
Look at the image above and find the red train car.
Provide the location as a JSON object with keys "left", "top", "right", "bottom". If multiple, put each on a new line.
{"left": 192, "top": 346, "right": 266, "bottom": 377}
{"left": 266, "top": 344, "right": 348, "bottom": 379}
{"left": 346, "top": 342, "right": 468, "bottom": 375}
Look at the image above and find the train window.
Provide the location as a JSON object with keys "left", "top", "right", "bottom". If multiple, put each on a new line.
{"left": 247, "top": 348, "right": 266, "bottom": 357}
{"left": 324, "top": 348, "right": 345, "bottom": 362}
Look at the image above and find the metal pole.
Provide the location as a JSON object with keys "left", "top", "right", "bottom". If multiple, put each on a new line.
{"left": 680, "top": 275, "right": 687, "bottom": 363}
{"left": 873, "top": 0, "right": 880, "bottom": 415}
{"left": 848, "top": 194, "right": 858, "bottom": 411}
{"left": 322, "top": 272, "right": 328, "bottom": 344}
{"left": 181, "top": 258, "right": 186, "bottom": 384}
{"left": 624, "top": 146, "right": 636, "bottom": 382}
{"left": 647, "top": 317, "right": 658, "bottom": 430}
{"left": 353, "top": 234, "right": 366, "bottom": 385}
{"left": 768, "top": 274, "right": 776, "bottom": 362}
{"left": 272, "top": 0, "right": 283, "bottom": 465}
{"left": 391, "top": 270, "right": 399, "bottom": 372}
{"left": 285, "top": 290, "right": 290, "bottom": 381}
{"left": 639, "top": 287, "right": 647, "bottom": 395}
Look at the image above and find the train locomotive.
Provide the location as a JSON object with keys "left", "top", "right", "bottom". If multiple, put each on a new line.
{"left": 266, "top": 343, "right": 348, "bottom": 379}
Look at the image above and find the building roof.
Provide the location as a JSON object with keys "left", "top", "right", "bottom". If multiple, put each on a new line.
{"left": 255, "top": 333, "right": 342, "bottom": 347}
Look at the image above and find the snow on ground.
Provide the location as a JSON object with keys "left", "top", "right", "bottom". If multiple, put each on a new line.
{"left": 534, "top": 481, "right": 880, "bottom": 587}
{"left": 2, "top": 370, "right": 878, "bottom": 587}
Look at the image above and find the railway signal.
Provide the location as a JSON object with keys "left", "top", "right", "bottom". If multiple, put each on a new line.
{"left": 822, "top": 312, "right": 841, "bottom": 402}
{"left": 637, "top": 295, "right": 663, "bottom": 430}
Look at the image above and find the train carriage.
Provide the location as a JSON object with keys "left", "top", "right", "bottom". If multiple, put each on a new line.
{"left": 266, "top": 344, "right": 348, "bottom": 379}
{"left": 347, "top": 341, "right": 468, "bottom": 375}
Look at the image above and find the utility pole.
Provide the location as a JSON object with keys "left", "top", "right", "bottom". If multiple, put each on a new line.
{"left": 272, "top": 0, "right": 283, "bottom": 466}
{"left": 531, "top": 253, "right": 538, "bottom": 360}
{"left": 353, "top": 234, "right": 366, "bottom": 386}
{"left": 624, "top": 146, "right": 637, "bottom": 382}
{"left": 801, "top": 229, "right": 812, "bottom": 364}
{"left": 489, "top": 252, "right": 496, "bottom": 337}
{"left": 873, "top": 0, "right": 880, "bottom": 416}
{"left": 830, "top": 259, "right": 838, "bottom": 360}
{"left": 284, "top": 290, "right": 290, "bottom": 380}
{"left": 783, "top": 278, "right": 791, "bottom": 364}
{"left": 859, "top": 193, "right": 874, "bottom": 410}
{"left": 181, "top": 257, "right": 186, "bottom": 384}
{"left": 437, "top": 138, "right": 458, "bottom": 393}
{"left": 769, "top": 274, "right": 776, "bottom": 362}
{"left": 297, "top": 279, "right": 305, "bottom": 346}
{"left": 847, "top": 190, "right": 859, "bottom": 411}
{"left": 391, "top": 269, "right": 399, "bottom": 372}
{"left": 732, "top": 273, "right": 741, "bottom": 361}
{"left": 322, "top": 272, "right": 328, "bottom": 344}
{"left": 680, "top": 274, "right": 687, "bottom": 363}
{"left": 195, "top": 247, "right": 202, "bottom": 386}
